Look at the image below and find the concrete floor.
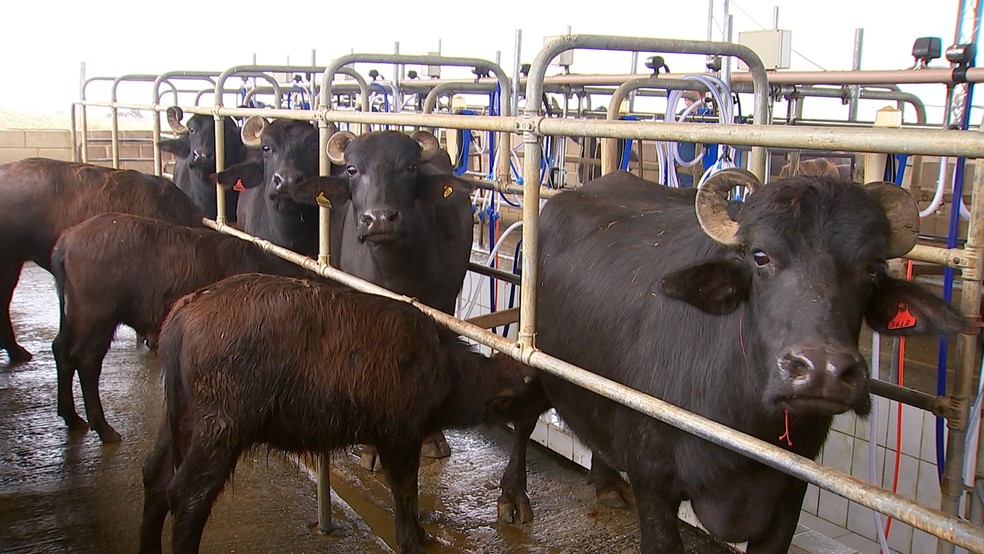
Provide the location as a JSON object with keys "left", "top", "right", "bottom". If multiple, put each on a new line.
{"left": 0, "top": 262, "right": 739, "bottom": 554}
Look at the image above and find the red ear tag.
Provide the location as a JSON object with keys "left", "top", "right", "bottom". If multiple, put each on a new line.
{"left": 233, "top": 179, "right": 246, "bottom": 192}
{"left": 888, "top": 302, "right": 917, "bottom": 330}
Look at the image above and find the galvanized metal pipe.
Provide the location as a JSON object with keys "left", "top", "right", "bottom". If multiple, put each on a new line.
{"left": 600, "top": 77, "right": 717, "bottom": 174}
{"left": 868, "top": 379, "right": 948, "bottom": 416}
{"left": 525, "top": 35, "right": 770, "bottom": 181}
{"left": 319, "top": 53, "right": 513, "bottom": 121}
{"left": 200, "top": 215, "right": 984, "bottom": 553}
{"left": 940, "top": 154, "right": 984, "bottom": 526}
{"left": 110, "top": 75, "right": 177, "bottom": 169}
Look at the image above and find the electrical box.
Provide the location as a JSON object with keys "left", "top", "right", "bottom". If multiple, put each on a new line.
{"left": 738, "top": 29, "right": 792, "bottom": 70}
{"left": 544, "top": 35, "right": 574, "bottom": 67}
{"left": 426, "top": 52, "right": 441, "bottom": 79}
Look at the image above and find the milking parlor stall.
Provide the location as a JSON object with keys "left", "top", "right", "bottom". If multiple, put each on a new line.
{"left": 4, "top": 1, "right": 984, "bottom": 553}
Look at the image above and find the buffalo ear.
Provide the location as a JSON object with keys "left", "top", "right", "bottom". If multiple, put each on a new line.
{"left": 215, "top": 161, "right": 265, "bottom": 189}
{"left": 419, "top": 175, "right": 473, "bottom": 204}
{"left": 158, "top": 138, "right": 190, "bottom": 158}
{"left": 660, "top": 260, "right": 750, "bottom": 314}
{"left": 275, "top": 176, "right": 352, "bottom": 207}
{"left": 866, "top": 279, "right": 966, "bottom": 335}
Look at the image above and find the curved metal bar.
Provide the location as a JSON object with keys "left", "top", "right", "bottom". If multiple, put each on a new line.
{"left": 110, "top": 74, "right": 178, "bottom": 168}
{"left": 520, "top": 35, "right": 770, "bottom": 352}
{"left": 601, "top": 77, "right": 713, "bottom": 174}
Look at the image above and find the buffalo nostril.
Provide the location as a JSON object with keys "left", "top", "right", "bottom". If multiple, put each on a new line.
{"left": 780, "top": 353, "right": 814, "bottom": 386}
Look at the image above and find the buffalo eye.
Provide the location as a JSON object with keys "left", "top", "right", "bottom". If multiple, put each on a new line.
{"left": 346, "top": 165, "right": 358, "bottom": 176}
{"left": 867, "top": 259, "right": 886, "bottom": 278}
{"left": 752, "top": 249, "right": 771, "bottom": 267}
{"left": 189, "top": 128, "right": 196, "bottom": 134}
{"left": 407, "top": 163, "right": 418, "bottom": 174}
{"left": 261, "top": 145, "right": 271, "bottom": 153}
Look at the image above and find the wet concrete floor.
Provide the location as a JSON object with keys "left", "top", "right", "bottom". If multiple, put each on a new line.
{"left": 0, "top": 262, "right": 736, "bottom": 553}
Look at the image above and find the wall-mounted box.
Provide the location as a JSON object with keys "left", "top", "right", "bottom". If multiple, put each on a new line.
{"left": 738, "top": 29, "right": 792, "bottom": 70}
{"left": 544, "top": 35, "right": 574, "bottom": 67}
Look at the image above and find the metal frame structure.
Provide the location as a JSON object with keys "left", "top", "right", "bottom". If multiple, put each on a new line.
{"left": 69, "top": 35, "right": 984, "bottom": 553}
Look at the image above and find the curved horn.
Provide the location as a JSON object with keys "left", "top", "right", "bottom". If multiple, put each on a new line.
{"left": 865, "top": 181, "right": 920, "bottom": 258}
{"left": 241, "top": 116, "right": 268, "bottom": 148}
{"left": 326, "top": 131, "right": 357, "bottom": 165}
{"left": 695, "top": 168, "right": 762, "bottom": 246}
{"left": 165, "top": 106, "right": 188, "bottom": 135}
{"left": 410, "top": 131, "right": 440, "bottom": 162}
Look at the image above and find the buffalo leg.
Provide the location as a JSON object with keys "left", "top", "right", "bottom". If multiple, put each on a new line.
{"left": 377, "top": 440, "right": 427, "bottom": 554}
{"left": 52, "top": 331, "right": 88, "bottom": 431}
{"left": 419, "top": 429, "right": 451, "bottom": 459}
{"left": 0, "top": 261, "right": 31, "bottom": 365}
{"left": 497, "top": 413, "right": 538, "bottom": 524}
{"left": 589, "top": 453, "right": 635, "bottom": 508}
{"left": 628, "top": 467, "right": 684, "bottom": 554}
{"left": 745, "top": 476, "right": 808, "bottom": 554}
{"left": 76, "top": 340, "right": 120, "bottom": 443}
{"left": 168, "top": 443, "right": 238, "bottom": 554}
{"left": 139, "top": 420, "right": 175, "bottom": 554}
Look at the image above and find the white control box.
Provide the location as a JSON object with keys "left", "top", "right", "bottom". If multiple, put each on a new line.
{"left": 738, "top": 29, "right": 792, "bottom": 70}
{"left": 544, "top": 35, "right": 575, "bottom": 67}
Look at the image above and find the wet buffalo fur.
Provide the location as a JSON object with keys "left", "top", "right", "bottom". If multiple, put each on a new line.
{"left": 497, "top": 171, "right": 965, "bottom": 554}
{"left": 139, "top": 273, "right": 538, "bottom": 554}
{"left": 50, "top": 213, "right": 316, "bottom": 443}
{"left": 0, "top": 158, "right": 205, "bottom": 365}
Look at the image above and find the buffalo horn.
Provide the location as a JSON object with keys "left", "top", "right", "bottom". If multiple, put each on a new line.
{"left": 865, "top": 181, "right": 920, "bottom": 258}
{"left": 166, "top": 106, "right": 188, "bottom": 135}
{"left": 695, "top": 168, "right": 762, "bottom": 246}
{"left": 326, "top": 131, "right": 357, "bottom": 164}
{"left": 241, "top": 116, "right": 268, "bottom": 148}
{"left": 411, "top": 131, "right": 441, "bottom": 162}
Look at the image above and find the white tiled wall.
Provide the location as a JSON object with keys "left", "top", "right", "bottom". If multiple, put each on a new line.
{"left": 804, "top": 401, "right": 943, "bottom": 554}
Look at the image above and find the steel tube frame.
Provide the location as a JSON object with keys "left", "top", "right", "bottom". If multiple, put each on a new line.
{"left": 600, "top": 77, "right": 722, "bottom": 175}
{"left": 110, "top": 75, "right": 178, "bottom": 169}
{"left": 152, "top": 72, "right": 218, "bottom": 175}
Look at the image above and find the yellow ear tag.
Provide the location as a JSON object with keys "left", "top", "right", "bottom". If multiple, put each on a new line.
{"left": 316, "top": 192, "right": 331, "bottom": 208}
{"left": 443, "top": 186, "right": 453, "bottom": 198}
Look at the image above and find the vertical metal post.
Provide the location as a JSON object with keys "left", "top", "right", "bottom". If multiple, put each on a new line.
{"left": 214, "top": 115, "right": 228, "bottom": 225}
{"left": 152, "top": 106, "right": 163, "bottom": 176}
{"left": 848, "top": 29, "right": 864, "bottom": 121}
{"left": 317, "top": 455, "right": 333, "bottom": 533}
{"left": 80, "top": 63, "right": 89, "bottom": 164}
{"left": 110, "top": 100, "right": 120, "bottom": 169}
{"left": 70, "top": 103, "right": 79, "bottom": 163}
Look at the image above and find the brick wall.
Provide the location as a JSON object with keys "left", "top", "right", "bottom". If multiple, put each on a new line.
{"left": 0, "top": 128, "right": 157, "bottom": 173}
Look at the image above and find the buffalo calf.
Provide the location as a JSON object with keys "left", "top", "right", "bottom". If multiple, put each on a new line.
{"left": 0, "top": 158, "right": 204, "bottom": 364}
{"left": 139, "top": 273, "right": 537, "bottom": 554}
{"left": 50, "top": 213, "right": 315, "bottom": 442}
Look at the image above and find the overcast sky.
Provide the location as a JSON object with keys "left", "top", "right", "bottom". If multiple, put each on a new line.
{"left": 0, "top": 0, "right": 964, "bottom": 122}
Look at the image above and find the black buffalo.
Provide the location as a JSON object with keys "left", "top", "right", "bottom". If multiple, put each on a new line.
{"left": 0, "top": 158, "right": 204, "bottom": 364}
{"left": 214, "top": 116, "right": 331, "bottom": 256}
{"left": 498, "top": 169, "right": 964, "bottom": 553}
{"left": 274, "top": 130, "right": 475, "bottom": 463}
{"left": 157, "top": 107, "right": 246, "bottom": 222}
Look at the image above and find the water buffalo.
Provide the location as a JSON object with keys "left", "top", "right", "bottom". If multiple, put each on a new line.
{"left": 214, "top": 116, "right": 334, "bottom": 256}
{"left": 138, "top": 273, "right": 538, "bottom": 554}
{"left": 778, "top": 157, "right": 842, "bottom": 178}
{"left": 157, "top": 107, "right": 247, "bottom": 221}
{"left": 50, "top": 213, "right": 317, "bottom": 442}
{"left": 0, "top": 158, "right": 204, "bottom": 364}
{"left": 268, "top": 129, "right": 475, "bottom": 464}
{"left": 497, "top": 169, "right": 964, "bottom": 553}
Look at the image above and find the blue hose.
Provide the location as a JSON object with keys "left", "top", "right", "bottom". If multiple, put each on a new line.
{"left": 937, "top": 82, "right": 975, "bottom": 478}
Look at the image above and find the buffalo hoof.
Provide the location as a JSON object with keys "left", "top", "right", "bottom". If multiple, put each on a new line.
{"left": 358, "top": 448, "right": 384, "bottom": 472}
{"left": 420, "top": 436, "right": 451, "bottom": 459}
{"left": 497, "top": 492, "right": 534, "bottom": 524}
{"left": 595, "top": 481, "right": 636, "bottom": 509}
{"left": 5, "top": 345, "right": 32, "bottom": 366}
{"left": 61, "top": 412, "right": 89, "bottom": 431}
{"left": 95, "top": 427, "right": 122, "bottom": 444}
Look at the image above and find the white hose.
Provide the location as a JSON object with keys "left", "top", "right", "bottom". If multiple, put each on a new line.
{"left": 919, "top": 157, "right": 949, "bottom": 218}
{"left": 656, "top": 74, "right": 735, "bottom": 188}
{"left": 869, "top": 331, "right": 893, "bottom": 554}
{"left": 457, "top": 220, "right": 524, "bottom": 320}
